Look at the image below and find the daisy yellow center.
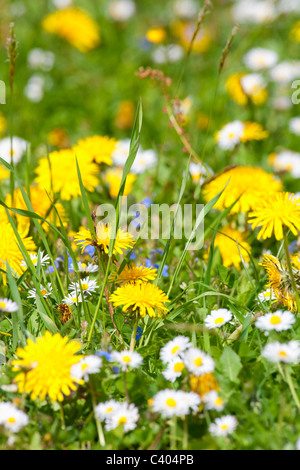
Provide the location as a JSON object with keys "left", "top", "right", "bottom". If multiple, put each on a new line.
{"left": 81, "top": 283, "right": 89, "bottom": 290}
{"left": 221, "top": 424, "right": 228, "bottom": 430}
{"left": 81, "top": 363, "right": 88, "bottom": 371}
{"left": 171, "top": 346, "right": 180, "bottom": 354}
{"left": 194, "top": 357, "right": 203, "bottom": 367}
{"left": 270, "top": 315, "right": 281, "bottom": 325}
{"left": 174, "top": 362, "right": 185, "bottom": 373}
{"left": 215, "top": 397, "right": 223, "bottom": 406}
{"left": 214, "top": 317, "right": 224, "bottom": 324}
{"left": 72, "top": 297, "right": 78, "bottom": 303}
{"left": 166, "top": 398, "right": 177, "bottom": 407}
{"left": 279, "top": 350, "right": 287, "bottom": 357}
{"left": 118, "top": 416, "right": 127, "bottom": 424}
{"left": 0, "top": 302, "right": 6, "bottom": 309}
{"left": 7, "top": 417, "right": 16, "bottom": 424}
{"left": 41, "top": 289, "right": 47, "bottom": 296}
{"left": 122, "top": 356, "right": 131, "bottom": 363}
{"left": 106, "top": 407, "right": 113, "bottom": 413}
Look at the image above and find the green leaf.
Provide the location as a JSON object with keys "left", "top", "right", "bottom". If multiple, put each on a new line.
{"left": 113, "top": 312, "right": 124, "bottom": 333}
{"left": 219, "top": 345, "right": 242, "bottom": 383}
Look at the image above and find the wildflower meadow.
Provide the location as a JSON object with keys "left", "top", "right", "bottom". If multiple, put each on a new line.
{"left": 1, "top": 0, "right": 300, "bottom": 453}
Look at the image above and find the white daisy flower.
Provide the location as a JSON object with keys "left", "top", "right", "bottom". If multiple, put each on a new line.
{"left": 24, "top": 75, "right": 45, "bottom": 103}
{"left": 111, "top": 139, "right": 157, "bottom": 174}
{"left": 28, "top": 284, "right": 53, "bottom": 301}
{"left": 240, "top": 73, "right": 267, "bottom": 98}
{"left": 261, "top": 340, "right": 300, "bottom": 364}
{"left": 277, "top": 0, "right": 300, "bottom": 13}
{"left": 270, "top": 61, "right": 300, "bottom": 84}
{"left": 255, "top": 310, "right": 296, "bottom": 332}
{"left": 0, "top": 136, "right": 28, "bottom": 164}
{"left": 108, "top": 0, "right": 136, "bottom": 22}
{"left": 152, "top": 44, "right": 184, "bottom": 64}
{"left": 0, "top": 402, "right": 29, "bottom": 433}
{"left": 20, "top": 251, "right": 50, "bottom": 268}
{"left": 0, "top": 384, "right": 18, "bottom": 393}
{"left": 258, "top": 289, "right": 277, "bottom": 303}
{"left": 204, "top": 308, "right": 232, "bottom": 329}
{"left": 0, "top": 298, "right": 18, "bottom": 313}
{"left": 232, "top": 0, "right": 276, "bottom": 24}
{"left": 289, "top": 118, "right": 300, "bottom": 136}
{"left": 52, "top": 0, "right": 73, "bottom": 8}
{"left": 131, "top": 149, "right": 157, "bottom": 174}
{"left": 79, "top": 262, "right": 98, "bottom": 273}
{"left": 184, "top": 347, "right": 215, "bottom": 377}
{"left": 203, "top": 391, "right": 225, "bottom": 412}
{"left": 178, "top": 391, "right": 201, "bottom": 413}
{"left": 104, "top": 402, "right": 139, "bottom": 432}
{"left": 27, "top": 48, "right": 55, "bottom": 72}
{"left": 160, "top": 336, "right": 192, "bottom": 364}
{"left": 94, "top": 399, "right": 119, "bottom": 421}
{"left": 71, "top": 355, "right": 102, "bottom": 382}
{"left": 209, "top": 415, "right": 238, "bottom": 436}
{"left": 189, "top": 162, "right": 209, "bottom": 184}
{"left": 272, "top": 150, "right": 300, "bottom": 178}
{"left": 69, "top": 277, "right": 98, "bottom": 296}
{"left": 216, "top": 121, "right": 245, "bottom": 150}
{"left": 110, "top": 350, "right": 143, "bottom": 371}
{"left": 243, "top": 48, "right": 278, "bottom": 71}
{"left": 173, "top": 0, "right": 198, "bottom": 19}
{"left": 152, "top": 389, "right": 200, "bottom": 418}
{"left": 162, "top": 358, "right": 186, "bottom": 382}
{"left": 63, "top": 292, "right": 85, "bottom": 306}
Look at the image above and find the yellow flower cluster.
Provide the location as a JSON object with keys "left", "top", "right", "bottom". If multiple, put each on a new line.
{"left": 42, "top": 8, "right": 100, "bottom": 53}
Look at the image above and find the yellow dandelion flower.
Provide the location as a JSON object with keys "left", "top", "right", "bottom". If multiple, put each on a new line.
{"left": 105, "top": 168, "right": 136, "bottom": 199}
{"left": 0, "top": 113, "right": 7, "bottom": 136}
{"left": 47, "top": 127, "right": 69, "bottom": 148}
{"left": 292, "top": 254, "right": 300, "bottom": 271}
{"left": 206, "top": 226, "right": 251, "bottom": 271}
{"left": 146, "top": 28, "right": 166, "bottom": 44}
{"left": 225, "top": 73, "right": 248, "bottom": 106}
{"left": 114, "top": 101, "right": 135, "bottom": 130}
{"left": 42, "top": 8, "right": 100, "bottom": 53}
{"left": 190, "top": 372, "right": 219, "bottom": 399}
{"left": 109, "top": 281, "right": 170, "bottom": 318}
{"left": 203, "top": 166, "right": 282, "bottom": 214}
{"left": 225, "top": 73, "right": 267, "bottom": 106}
{"left": 73, "top": 135, "right": 117, "bottom": 166}
{"left": 109, "top": 264, "right": 157, "bottom": 284}
{"left": 290, "top": 21, "right": 300, "bottom": 42}
{"left": 249, "top": 192, "right": 300, "bottom": 240}
{"left": 240, "top": 122, "right": 269, "bottom": 142}
{"left": 4, "top": 186, "right": 66, "bottom": 234}
{"left": 174, "top": 21, "right": 211, "bottom": 53}
{"left": 74, "top": 222, "right": 135, "bottom": 255}
{"left": 261, "top": 254, "right": 299, "bottom": 312}
{"left": 12, "top": 331, "right": 83, "bottom": 402}
{"left": 0, "top": 222, "right": 36, "bottom": 279}
{"left": 0, "top": 164, "right": 9, "bottom": 182}
{"left": 35, "top": 149, "right": 99, "bottom": 201}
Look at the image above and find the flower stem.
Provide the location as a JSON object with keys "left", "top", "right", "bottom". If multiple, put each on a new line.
{"left": 170, "top": 415, "right": 177, "bottom": 450}
{"left": 129, "top": 313, "right": 139, "bottom": 351}
{"left": 89, "top": 380, "right": 106, "bottom": 447}
{"left": 59, "top": 402, "right": 66, "bottom": 430}
{"left": 87, "top": 255, "right": 112, "bottom": 347}
{"left": 284, "top": 365, "right": 300, "bottom": 411}
{"left": 283, "top": 234, "right": 300, "bottom": 313}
